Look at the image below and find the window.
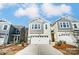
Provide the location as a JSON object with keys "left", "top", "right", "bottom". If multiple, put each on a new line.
{"left": 67, "top": 23, "right": 69, "bottom": 27}
{"left": 38, "top": 24, "right": 40, "bottom": 29}
{"left": 35, "top": 24, "right": 37, "bottom": 29}
{"left": 32, "top": 24, "right": 34, "bottom": 29}
{"left": 60, "top": 22, "right": 70, "bottom": 28}
{"left": 63, "top": 22, "right": 66, "bottom": 27}
{"left": 4, "top": 25, "right": 7, "bottom": 30}
{"left": 32, "top": 24, "right": 41, "bottom": 29}
{"left": 16, "top": 29, "right": 20, "bottom": 34}
{"left": 74, "top": 24, "right": 77, "bottom": 28}
{"left": 60, "top": 23, "right": 62, "bottom": 28}
{"left": 45, "top": 24, "right": 47, "bottom": 29}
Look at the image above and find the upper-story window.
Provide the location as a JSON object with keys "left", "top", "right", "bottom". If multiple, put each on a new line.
{"left": 32, "top": 24, "right": 34, "bottom": 29}
{"left": 15, "top": 29, "right": 20, "bottom": 34}
{"left": 63, "top": 22, "right": 66, "bottom": 27}
{"left": 4, "top": 25, "right": 7, "bottom": 30}
{"left": 60, "top": 23, "right": 62, "bottom": 28}
{"left": 32, "top": 24, "right": 41, "bottom": 30}
{"left": 74, "top": 24, "right": 77, "bottom": 28}
{"left": 60, "top": 22, "right": 70, "bottom": 28}
{"left": 67, "top": 23, "right": 69, "bottom": 27}
{"left": 45, "top": 24, "right": 47, "bottom": 29}
{"left": 35, "top": 24, "right": 37, "bottom": 29}
{"left": 38, "top": 24, "right": 40, "bottom": 29}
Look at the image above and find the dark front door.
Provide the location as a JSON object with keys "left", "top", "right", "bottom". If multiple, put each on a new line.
{"left": 51, "top": 33, "right": 55, "bottom": 42}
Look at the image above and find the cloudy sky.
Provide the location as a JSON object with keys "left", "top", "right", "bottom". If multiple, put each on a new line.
{"left": 0, "top": 3, "right": 79, "bottom": 27}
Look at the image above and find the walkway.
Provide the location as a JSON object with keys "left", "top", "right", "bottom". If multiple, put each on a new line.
{"left": 15, "top": 44, "right": 63, "bottom": 55}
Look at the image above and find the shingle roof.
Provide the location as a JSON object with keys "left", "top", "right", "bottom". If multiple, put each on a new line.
{"left": 51, "top": 15, "right": 79, "bottom": 26}
{"left": 13, "top": 25, "right": 24, "bottom": 31}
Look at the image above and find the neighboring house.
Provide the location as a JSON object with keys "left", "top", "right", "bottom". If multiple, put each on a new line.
{"left": 51, "top": 15, "right": 79, "bottom": 46}
{"left": 0, "top": 18, "right": 27, "bottom": 45}
{"left": 0, "top": 19, "right": 11, "bottom": 45}
{"left": 28, "top": 17, "right": 51, "bottom": 44}
{"left": 8, "top": 25, "right": 26, "bottom": 44}
{"left": 71, "top": 19, "right": 79, "bottom": 44}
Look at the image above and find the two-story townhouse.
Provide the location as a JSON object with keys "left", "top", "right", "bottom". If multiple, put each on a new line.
{"left": 28, "top": 17, "right": 51, "bottom": 44}
{"left": 0, "top": 18, "right": 26, "bottom": 45}
{"left": 71, "top": 19, "right": 79, "bottom": 43}
{"left": 0, "top": 19, "right": 11, "bottom": 45}
{"left": 51, "top": 15, "right": 78, "bottom": 46}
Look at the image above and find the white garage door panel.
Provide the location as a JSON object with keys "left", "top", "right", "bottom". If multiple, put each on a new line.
{"left": 31, "top": 38, "right": 39, "bottom": 44}
{"left": 31, "top": 38, "right": 49, "bottom": 44}
{"left": 0, "top": 38, "right": 4, "bottom": 45}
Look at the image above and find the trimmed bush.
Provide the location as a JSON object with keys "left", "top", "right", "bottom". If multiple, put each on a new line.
{"left": 55, "top": 40, "right": 66, "bottom": 46}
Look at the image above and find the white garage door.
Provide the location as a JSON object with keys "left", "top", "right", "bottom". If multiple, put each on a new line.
{"left": 0, "top": 38, "right": 4, "bottom": 45}
{"left": 31, "top": 37, "right": 49, "bottom": 44}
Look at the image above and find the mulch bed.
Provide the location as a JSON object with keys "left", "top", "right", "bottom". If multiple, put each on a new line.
{"left": 0, "top": 44, "right": 27, "bottom": 55}
{"left": 53, "top": 44, "right": 79, "bottom": 55}
{"left": 53, "top": 44, "right": 76, "bottom": 49}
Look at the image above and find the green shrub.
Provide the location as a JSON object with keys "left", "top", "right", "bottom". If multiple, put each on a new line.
{"left": 56, "top": 40, "right": 62, "bottom": 46}
{"left": 63, "top": 41, "right": 66, "bottom": 44}
{"left": 56, "top": 40, "right": 66, "bottom": 46}
{"left": 15, "top": 41, "right": 21, "bottom": 45}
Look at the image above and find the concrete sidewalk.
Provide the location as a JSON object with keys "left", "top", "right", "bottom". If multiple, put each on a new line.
{"left": 15, "top": 44, "right": 63, "bottom": 55}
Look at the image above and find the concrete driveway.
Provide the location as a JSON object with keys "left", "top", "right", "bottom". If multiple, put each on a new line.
{"left": 15, "top": 44, "right": 63, "bottom": 55}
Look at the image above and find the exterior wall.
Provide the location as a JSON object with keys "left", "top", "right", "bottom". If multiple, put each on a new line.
{"left": 43, "top": 23, "right": 51, "bottom": 41}
{"left": 8, "top": 25, "right": 26, "bottom": 44}
{"left": 0, "top": 21, "right": 11, "bottom": 45}
{"left": 71, "top": 22, "right": 79, "bottom": 44}
{"left": 51, "top": 22, "right": 59, "bottom": 42}
{"left": 51, "top": 16, "right": 79, "bottom": 46}
{"left": 20, "top": 27, "right": 26, "bottom": 42}
{"left": 56, "top": 32, "right": 76, "bottom": 46}
{"left": 28, "top": 17, "right": 51, "bottom": 44}
{"left": 71, "top": 22, "right": 79, "bottom": 30}
{"left": 25, "top": 28, "right": 28, "bottom": 43}
{"left": 8, "top": 25, "right": 15, "bottom": 44}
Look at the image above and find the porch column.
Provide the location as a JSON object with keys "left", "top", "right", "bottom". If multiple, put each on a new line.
{"left": 16, "top": 36, "right": 18, "bottom": 43}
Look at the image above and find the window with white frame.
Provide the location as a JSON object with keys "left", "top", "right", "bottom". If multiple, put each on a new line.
{"left": 38, "top": 24, "right": 41, "bottom": 29}
{"left": 4, "top": 25, "right": 7, "bottom": 30}
{"left": 35, "top": 24, "right": 37, "bottom": 29}
{"left": 67, "top": 22, "right": 69, "bottom": 27}
{"left": 60, "top": 22, "right": 70, "bottom": 28}
{"left": 60, "top": 23, "right": 62, "bottom": 28}
{"left": 32, "top": 24, "right": 34, "bottom": 29}
{"left": 63, "top": 22, "right": 66, "bottom": 27}
{"left": 31, "top": 24, "right": 41, "bottom": 30}
{"left": 74, "top": 24, "right": 77, "bottom": 28}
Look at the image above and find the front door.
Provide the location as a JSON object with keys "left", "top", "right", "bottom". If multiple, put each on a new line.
{"left": 51, "top": 33, "right": 55, "bottom": 42}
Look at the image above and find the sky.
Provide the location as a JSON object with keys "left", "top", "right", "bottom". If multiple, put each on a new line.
{"left": 0, "top": 3, "right": 79, "bottom": 27}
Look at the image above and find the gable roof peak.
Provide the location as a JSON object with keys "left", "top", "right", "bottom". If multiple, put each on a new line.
{"left": 30, "top": 17, "right": 49, "bottom": 23}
